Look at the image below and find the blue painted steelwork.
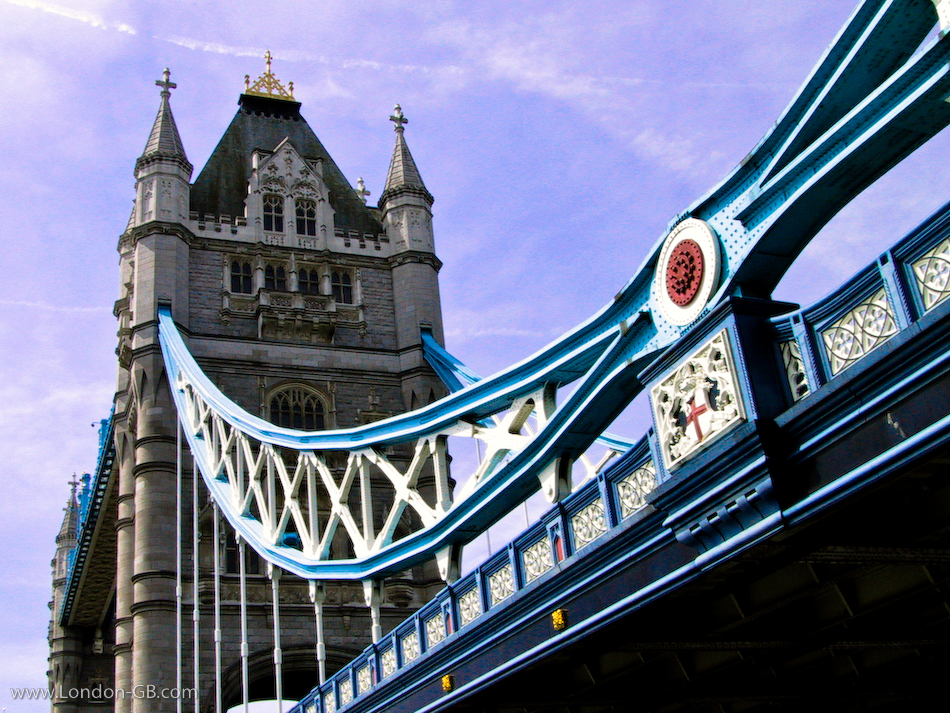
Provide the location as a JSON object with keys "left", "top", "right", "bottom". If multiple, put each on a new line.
{"left": 422, "top": 326, "right": 635, "bottom": 451}
{"left": 160, "top": 0, "right": 950, "bottom": 581}
{"left": 77, "top": 472, "right": 92, "bottom": 535}
{"left": 60, "top": 413, "right": 115, "bottom": 625}
{"left": 287, "top": 196, "right": 950, "bottom": 713}
{"left": 421, "top": 329, "right": 481, "bottom": 392}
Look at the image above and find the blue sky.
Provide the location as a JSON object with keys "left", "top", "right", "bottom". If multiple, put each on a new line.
{"left": 2, "top": 0, "right": 950, "bottom": 710}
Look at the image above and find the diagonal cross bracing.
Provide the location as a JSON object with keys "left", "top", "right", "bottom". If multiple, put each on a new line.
{"left": 160, "top": 0, "right": 950, "bottom": 582}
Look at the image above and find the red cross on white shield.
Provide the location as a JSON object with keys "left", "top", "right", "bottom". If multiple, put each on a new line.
{"left": 683, "top": 387, "right": 714, "bottom": 443}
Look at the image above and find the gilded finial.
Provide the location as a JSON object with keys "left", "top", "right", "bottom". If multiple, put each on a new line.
{"left": 390, "top": 104, "right": 408, "bottom": 132}
{"left": 356, "top": 177, "right": 371, "bottom": 204}
{"left": 244, "top": 51, "right": 295, "bottom": 100}
{"left": 156, "top": 68, "right": 176, "bottom": 98}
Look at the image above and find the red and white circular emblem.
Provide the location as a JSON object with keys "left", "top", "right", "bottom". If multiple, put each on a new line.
{"left": 666, "top": 239, "right": 705, "bottom": 306}
{"left": 654, "top": 218, "right": 720, "bottom": 326}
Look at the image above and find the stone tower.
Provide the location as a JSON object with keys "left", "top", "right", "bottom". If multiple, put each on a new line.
{"left": 48, "top": 481, "right": 81, "bottom": 709}
{"left": 52, "top": 59, "right": 447, "bottom": 712}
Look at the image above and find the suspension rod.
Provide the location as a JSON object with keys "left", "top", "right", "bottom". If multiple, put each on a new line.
{"left": 192, "top": 446, "right": 200, "bottom": 707}
{"left": 310, "top": 581, "right": 326, "bottom": 683}
{"left": 239, "top": 537, "right": 249, "bottom": 713}
{"left": 176, "top": 422, "right": 183, "bottom": 713}
{"left": 213, "top": 501, "right": 222, "bottom": 713}
{"left": 271, "top": 564, "right": 283, "bottom": 712}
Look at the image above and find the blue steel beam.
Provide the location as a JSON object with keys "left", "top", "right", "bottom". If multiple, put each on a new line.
{"left": 161, "top": 0, "right": 950, "bottom": 580}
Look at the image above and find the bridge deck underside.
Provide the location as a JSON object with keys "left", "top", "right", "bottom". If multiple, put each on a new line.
{"left": 434, "top": 454, "right": 950, "bottom": 713}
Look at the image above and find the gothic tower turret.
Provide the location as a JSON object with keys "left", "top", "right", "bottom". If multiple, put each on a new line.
{"left": 132, "top": 69, "right": 193, "bottom": 228}
{"left": 112, "top": 69, "right": 194, "bottom": 713}
{"left": 379, "top": 106, "right": 446, "bottom": 410}
{"left": 380, "top": 105, "right": 435, "bottom": 254}
{"left": 48, "top": 480, "right": 82, "bottom": 711}
{"left": 64, "top": 58, "right": 453, "bottom": 713}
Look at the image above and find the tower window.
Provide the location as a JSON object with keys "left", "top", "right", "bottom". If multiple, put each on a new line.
{"left": 296, "top": 199, "right": 317, "bottom": 236}
{"left": 263, "top": 194, "right": 284, "bottom": 232}
{"left": 269, "top": 386, "right": 326, "bottom": 430}
{"left": 230, "top": 260, "right": 252, "bottom": 293}
{"left": 264, "top": 264, "right": 286, "bottom": 291}
{"left": 224, "top": 530, "right": 260, "bottom": 575}
{"left": 331, "top": 271, "right": 353, "bottom": 304}
{"left": 299, "top": 267, "right": 320, "bottom": 295}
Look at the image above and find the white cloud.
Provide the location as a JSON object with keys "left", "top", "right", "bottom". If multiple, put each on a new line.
{"left": 0, "top": 299, "right": 100, "bottom": 313}
{"left": 157, "top": 34, "right": 463, "bottom": 78}
{"left": 157, "top": 35, "right": 263, "bottom": 58}
{"left": 629, "top": 127, "right": 699, "bottom": 175}
{"left": 444, "top": 305, "right": 566, "bottom": 352}
{"left": 422, "top": 14, "right": 786, "bottom": 177}
{"left": 2, "top": 0, "right": 136, "bottom": 33}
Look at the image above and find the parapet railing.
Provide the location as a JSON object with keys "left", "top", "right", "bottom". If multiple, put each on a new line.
{"left": 60, "top": 414, "right": 115, "bottom": 625}
{"left": 770, "top": 202, "right": 950, "bottom": 405}
{"left": 291, "top": 438, "right": 658, "bottom": 713}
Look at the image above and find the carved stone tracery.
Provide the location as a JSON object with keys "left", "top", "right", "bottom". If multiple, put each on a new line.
{"left": 913, "top": 238, "right": 950, "bottom": 312}
{"left": 651, "top": 330, "right": 745, "bottom": 469}
{"left": 821, "top": 288, "right": 898, "bottom": 375}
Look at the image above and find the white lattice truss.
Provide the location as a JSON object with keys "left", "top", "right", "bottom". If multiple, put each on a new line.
{"left": 176, "top": 370, "right": 625, "bottom": 579}
{"left": 165, "top": 0, "right": 950, "bottom": 584}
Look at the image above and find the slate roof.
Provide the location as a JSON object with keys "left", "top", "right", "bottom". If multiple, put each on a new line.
{"left": 381, "top": 116, "right": 433, "bottom": 207}
{"left": 384, "top": 129, "right": 428, "bottom": 194}
{"left": 190, "top": 93, "right": 382, "bottom": 236}
{"left": 56, "top": 492, "right": 78, "bottom": 544}
{"left": 137, "top": 93, "right": 191, "bottom": 172}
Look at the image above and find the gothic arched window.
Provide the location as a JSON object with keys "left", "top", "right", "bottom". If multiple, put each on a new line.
{"left": 263, "top": 194, "right": 284, "bottom": 232}
{"left": 331, "top": 271, "right": 353, "bottom": 304}
{"left": 296, "top": 199, "right": 317, "bottom": 236}
{"left": 264, "top": 264, "right": 286, "bottom": 291}
{"left": 299, "top": 267, "right": 319, "bottom": 295}
{"left": 231, "top": 260, "right": 252, "bottom": 293}
{"left": 268, "top": 385, "right": 327, "bottom": 431}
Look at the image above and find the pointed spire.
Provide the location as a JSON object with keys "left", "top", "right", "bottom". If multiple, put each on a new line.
{"left": 56, "top": 476, "right": 80, "bottom": 544}
{"left": 382, "top": 105, "right": 432, "bottom": 203}
{"left": 137, "top": 68, "right": 191, "bottom": 173}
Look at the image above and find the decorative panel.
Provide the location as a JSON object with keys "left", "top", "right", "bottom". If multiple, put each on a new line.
{"left": 780, "top": 340, "right": 810, "bottom": 401}
{"left": 338, "top": 679, "right": 352, "bottom": 706}
{"left": 381, "top": 648, "right": 397, "bottom": 678}
{"left": 401, "top": 631, "right": 420, "bottom": 664}
{"left": 357, "top": 665, "right": 372, "bottom": 695}
{"left": 651, "top": 329, "right": 745, "bottom": 469}
{"left": 617, "top": 462, "right": 658, "bottom": 518}
{"left": 488, "top": 563, "right": 515, "bottom": 606}
{"left": 522, "top": 538, "right": 554, "bottom": 584}
{"left": 425, "top": 613, "right": 446, "bottom": 648}
{"left": 458, "top": 587, "right": 482, "bottom": 626}
{"left": 571, "top": 498, "right": 607, "bottom": 550}
{"left": 913, "top": 238, "right": 950, "bottom": 311}
{"left": 323, "top": 691, "right": 336, "bottom": 713}
{"left": 821, "top": 288, "right": 898, "bottom": 375}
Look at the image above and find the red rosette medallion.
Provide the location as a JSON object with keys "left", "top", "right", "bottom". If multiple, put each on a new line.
{"left": 665, "top": 239, "right": 705, "bottom": 306}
